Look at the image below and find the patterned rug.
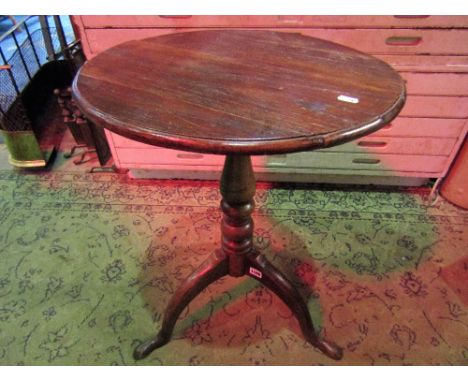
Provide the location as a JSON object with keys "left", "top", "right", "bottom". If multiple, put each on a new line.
{"left": 0, "top": 170, "right": 467, "bottom": 365}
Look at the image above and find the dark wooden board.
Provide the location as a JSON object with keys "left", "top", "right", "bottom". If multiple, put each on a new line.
{"left": 73, "top": 30, "right": 405, "bottom": 155}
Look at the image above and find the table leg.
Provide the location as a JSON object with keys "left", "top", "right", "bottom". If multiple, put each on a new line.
{"left": 247, "top": 251, "right": 343, "bottom": 361}
{"left": 133, "top": 252, "right": 229, "bottom": 360}
{"left": 134, "top": 154, "right": 342, "bottom": 362}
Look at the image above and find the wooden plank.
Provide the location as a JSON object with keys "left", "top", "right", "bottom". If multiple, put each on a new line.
{"left": 104, "top": 129, "right": 122, "bottom": 168}
{"left": 298, "top": 29, "right": 468, "bottom": 55}
{"left": 399, "top": 96, "right": 468, "bottom": 118}
{"left": 275, "top": 16, "right": 468, "bottom": 28}
{"left": 129, "top": 168, "right": 430, "bottom": 185}
{"left": 115, "top": 147, "right": 448, "bottom": 175}
{"left": 80, "top": 34, "right": 468, "bottom": 74}
{"left": 322, "top": 137, "right": 456, "bottom": 155}
{"left": 85, "top": 28, "right": 177, "bottom": 55}
{"left": 79, "top": 15, "right": 468, "bottom": 29}
{"left": 379, "top": 55, "right": 468, "bottom": 73}
{"left": 401, "top": 73, "right": 468, "bottom": 96}
{"left": 84, "top": 28, "right": 468, "bottom": 57}
{"left": 71, "top": 16, "right": 93, "bottom": 59}
{"left": 370, "top": 118, "right": 466, "bottom": 138}
{"left": 111, "top": 135, "right": 456, "bottom": 156}
{"left": 270, "top": 152, "right": 448, "bottom": 173}
{"left": 110, "top": 118, "right": 466, "bottom": 149}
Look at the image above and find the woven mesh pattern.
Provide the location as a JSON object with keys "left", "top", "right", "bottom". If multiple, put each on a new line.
{"left": 0, "top": 96, "right": 32, "bottom": 131}
{"left": 0, "top": 27, "right": 66, "bottom": 131}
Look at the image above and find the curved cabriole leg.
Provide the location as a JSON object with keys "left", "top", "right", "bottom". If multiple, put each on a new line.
{"left": 133, "top": 253, "right": 229, "bottom": 360}
{"left": 247, "top": 252, "right": 343, "bottom": 361}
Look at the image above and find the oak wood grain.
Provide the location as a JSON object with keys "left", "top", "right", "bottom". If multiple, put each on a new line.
{"left": 72, "top": 30, "right": 406, "bottom": 155}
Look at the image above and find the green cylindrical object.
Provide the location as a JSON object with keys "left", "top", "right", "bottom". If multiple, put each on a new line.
{"left": 0, "top": 129, "right": 46, "bottom": 167}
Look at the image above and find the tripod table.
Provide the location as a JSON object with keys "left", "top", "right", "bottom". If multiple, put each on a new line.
{"left": 72, "top": 30, "right": 406, "bottom": 361}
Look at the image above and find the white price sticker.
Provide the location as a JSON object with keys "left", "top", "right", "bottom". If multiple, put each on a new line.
{"left": 337, "top": 95, "right": 359, "bottom": 104}
{"left": 249, "top": 267, "right": 263, "bottom": 279}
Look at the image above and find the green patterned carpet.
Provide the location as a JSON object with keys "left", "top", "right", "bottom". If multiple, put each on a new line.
{"left": 0, "top": 170, "right": 467, "bottom": 365}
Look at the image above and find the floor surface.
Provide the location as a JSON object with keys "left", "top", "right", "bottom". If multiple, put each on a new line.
{"left": 0, "top": 150, "right": 467, "bottom": 365}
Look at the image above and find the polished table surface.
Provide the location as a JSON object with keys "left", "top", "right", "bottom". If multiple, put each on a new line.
{"left": 73, "top": 29, "right": 405, "bottom": 155}
{"left": 72, "top": 30, "right": 406, "bottom": 361}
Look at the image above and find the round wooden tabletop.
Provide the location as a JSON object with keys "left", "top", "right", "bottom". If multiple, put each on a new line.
{"left": 72, "top": 30, "right": 406, "bottom": 155}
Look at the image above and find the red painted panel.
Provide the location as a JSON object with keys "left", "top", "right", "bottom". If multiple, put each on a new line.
{"left": 400, "top": 96, "right": 468, "bottom": 118}
{"left": 401, "top": 73, "right": 468, "bottom": 96}
{"left": 275, "top": 152, "right": 448, "bottom": 174}
{"left": 377, "top": 55, "right": 468, "bottom": 73}
{"left": 85, "top": 28, "right": 177, "bottom": 55}
{"left": 329, "top": 137, "right": 456, "bottom": 155}
{"left": 111, "top": 133, "right": 455, "bottom": 156}
{"left": 85, "top": 28, "right": 468, "bottom": 57}
{"left": 370, "top": 118, "right": 465, "bottom": 138}
{"left": 79, "top": 15, "right": 468, "bottom": 29}
{"left": 115, "top": 146, "right": 448, "bottom": 175}
{"left": 298, "top": 29, "right": 468, "bottom": 55}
